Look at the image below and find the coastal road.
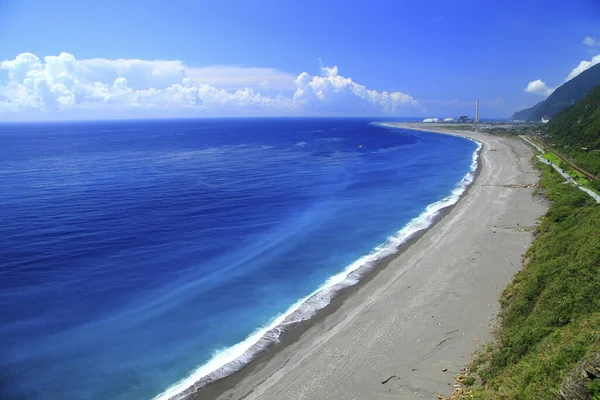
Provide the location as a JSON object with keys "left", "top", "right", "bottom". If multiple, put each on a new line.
{"left": 203, "top": 126, "right": 547, "bottom": 400}
{"left": 520, "top": 135, "right": 600, "bottom": 204}
{"left": 536, "top": 155, "right": 600, "bottom": 203}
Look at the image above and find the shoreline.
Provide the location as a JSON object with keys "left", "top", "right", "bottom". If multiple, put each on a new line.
{"left": 187, "top": 210, "right": 460, "bottom": 399}
{"left": 173, "top": 123, "right": 546, "bottom": 400}
{"left": 158, "top": 123, "right": 483, "bottom": 400}
{"left": 187, "top": 151, "right": 482, "bottom": 400}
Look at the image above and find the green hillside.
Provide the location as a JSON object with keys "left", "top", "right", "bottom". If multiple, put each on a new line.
{"left": 532, "top": 64, "right": 600, "bottom": 121}
{"left": 459, "top": 84, "right": 600, "bottom": 400}
{"left": 460, "top": 163, "right": 600, "bottom": 400}
{"left": 510, "top": 63, "right": 600, "bottom": 122}
{"left": 545, "top": 84, "right": 600, "bottom": 178}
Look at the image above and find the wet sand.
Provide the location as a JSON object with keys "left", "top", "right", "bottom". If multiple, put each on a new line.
{"left": 189, "top": 123, "right": 547, "bottom": 400}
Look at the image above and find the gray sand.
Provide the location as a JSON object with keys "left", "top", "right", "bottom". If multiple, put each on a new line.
{"left": 208, "top": 124, "right": 547, "bottom": 400}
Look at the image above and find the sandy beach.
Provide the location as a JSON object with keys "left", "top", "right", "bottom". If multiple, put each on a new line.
{"left": 191, "top": 123, "right": 548, "bottom": 400}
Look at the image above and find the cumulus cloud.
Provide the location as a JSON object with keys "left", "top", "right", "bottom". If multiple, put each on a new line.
{"left": 0, "top": 53, "right": 288, "bottom": 113}
{"left": 583, "top": 36, "right": 597, "bottom": 47}
{"left": 564, "top": 53, "right": 600, "bottom": 82}
{"left": 185, "top": 66, "right": 296, "bottom": 91}
{"left": 293, "top": 66, "right": 418, "bottom": 113}
{"left": 524, "top": 79, "right": 555, "bottom": 96}
{"left": 523, "top": 38, "right": 600, "bottom": 97}
{"left": 0, "top": 52, "right": 419, "bottom": 118}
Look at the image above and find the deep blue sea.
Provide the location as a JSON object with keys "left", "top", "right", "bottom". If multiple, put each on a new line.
{"left": 0, "top": 118, "right": 478, "bottom": 400}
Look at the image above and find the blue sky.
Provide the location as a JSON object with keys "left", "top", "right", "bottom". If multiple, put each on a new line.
{"left": 0, "top": 0, "right": 599, "bottom": 120}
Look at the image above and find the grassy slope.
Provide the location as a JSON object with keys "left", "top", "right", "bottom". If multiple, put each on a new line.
{"left": 541, "top": 152, "right": 592, "bottom": 186}
{"left": 462, "top": 162, "right": 600, "bottom": 399}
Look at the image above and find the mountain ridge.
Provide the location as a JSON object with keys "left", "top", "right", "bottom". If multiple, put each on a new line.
{"left": 510, "top": 101, "right": 544, "bottom": 121}
{"left": 510, "top": 63, "right": 600, "bottom": 121}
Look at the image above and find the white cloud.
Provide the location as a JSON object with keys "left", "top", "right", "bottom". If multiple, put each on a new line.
{"left": 522, "top": 39, "right": 600, "bottom": 97}
{"left": 564, "top": 53, "right": 600, "bottom": 82}
{"left": 583, "top": 36, "right": 597, "bottom": 47}
{"left": 293, "top": 66, "right": 418, "bottom": 113}
{"left": 185, "top": 66, "right": 296, "bottom": 91}
{"left": 0, "top": 52, "right": 419, "bottom": 118}
{"left": 524, "top": 79, "right": 555, "bottom": 96}
{"left": 80, "top": 58, "right": 187, "bottom": 90}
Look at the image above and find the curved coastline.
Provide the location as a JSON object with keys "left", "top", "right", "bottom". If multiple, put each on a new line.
{"left": 200, "top": 123, "right": 546, "bottom": 400}
{"left": 154, "top": 126, "right": 483, "bottom": 400}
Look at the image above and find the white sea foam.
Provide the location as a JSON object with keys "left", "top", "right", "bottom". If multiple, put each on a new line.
{"left": 154, "top": 139, "right": 482, "bottom": 400}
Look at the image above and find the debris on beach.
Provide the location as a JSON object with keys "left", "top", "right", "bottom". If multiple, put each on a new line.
{"left": 506, "top": 183, "right": 536, "bottom": 189}
{"left": 381, "top": 375, "right": 399, "bottom": 384}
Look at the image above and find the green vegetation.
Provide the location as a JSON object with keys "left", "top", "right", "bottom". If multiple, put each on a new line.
{"left": 437, "top": 124, "right": 543, "bottom": 136}
{"left": 540, "top": 83, "right": 600, "bottom": 194}
{"left": 462, "top": 162, "right": 600, "bottom": 399}
{"left": 591, "top": 378, "right": 600, "bottom": 400}
{"left": 545, "top": 84, "right": 600, "bottom": 178}
{"left": 434, "top": 124, "right": 475, "bottom": 132}
{"left": 570, "top": 171, "right": 591, "bottom": 187}
{"left": 541, "top": 152, "right": 593, "bottom": 186}
{"left": 511, "top": 63, "right": 600, "bottom": 122}
{"left": 541, "top": 152, "right": 562, "bottom": 165}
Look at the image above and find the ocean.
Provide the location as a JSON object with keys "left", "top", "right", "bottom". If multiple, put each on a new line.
{"left": 0, "top": 118, "right": 479, "bottom": 400}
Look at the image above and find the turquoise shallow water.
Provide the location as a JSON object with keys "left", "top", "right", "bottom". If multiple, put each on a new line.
{"left": 0, "top": 118, "right": 478, "bottom": 399}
